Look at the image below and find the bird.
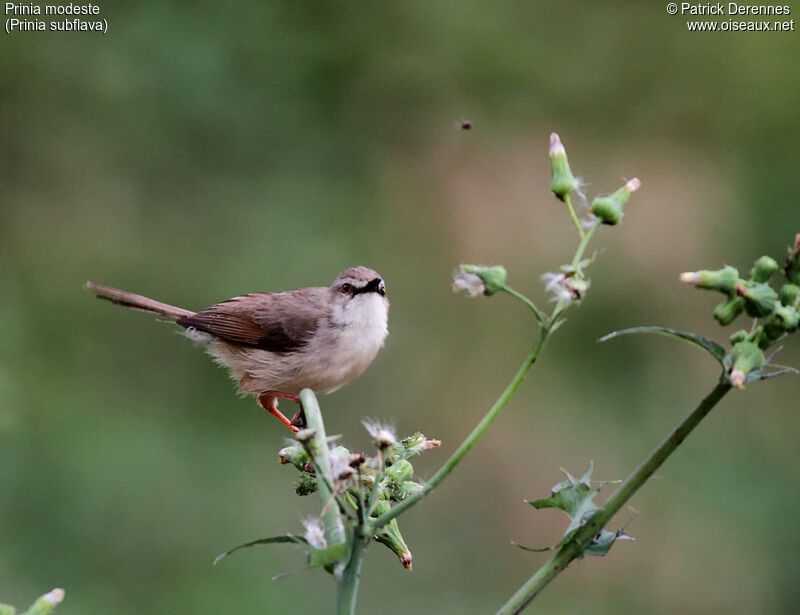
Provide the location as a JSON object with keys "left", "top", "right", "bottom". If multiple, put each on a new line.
{"left": 86, "top": 267, "right": 389, "bottom": 432}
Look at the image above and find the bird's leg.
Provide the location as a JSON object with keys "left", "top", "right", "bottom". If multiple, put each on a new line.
{"left": 257, "top": 391, "right": 301, "bottom": 433}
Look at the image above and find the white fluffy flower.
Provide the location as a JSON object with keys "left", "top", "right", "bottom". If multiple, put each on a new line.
{"left": 452, "top": 268, "right": 485, "bottom": 297}
{"left": 362, "top": 419, "right": 397, "bottom": 448}
{"left": 541, "top": 272, "right": 574, "bottom": 304}
{"left": 302, "top": 517, "right": 327, "bottom": 550}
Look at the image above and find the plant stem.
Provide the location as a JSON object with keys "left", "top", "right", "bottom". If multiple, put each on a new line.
{"left": 369, "top": 327, "right": 550, "bottom": 530}
{"left": 501, "top": 285, "right": 546, "bottom": 325}
{"left": 371, "top": 224, "right": 600, "bottom": 532}
{"left": 336, "top": 529, "right": 368, "bottom": 615}
{"left": 300, "top": 389, "right": 346, "bottom": 548}
{"left": 564, "top": 194, "right": 585, "bottom": 240}
{"left": 496, "top": 380, "right": 731, "bottom": 615}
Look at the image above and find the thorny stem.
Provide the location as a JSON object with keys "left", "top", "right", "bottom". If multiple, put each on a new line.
{"left": 496, "top": 380, "right": 732, "bottom": 615}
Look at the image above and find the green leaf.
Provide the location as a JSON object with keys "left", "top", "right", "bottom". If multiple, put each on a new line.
{"left": 214, "top": 534, "right": 347, "bottom": 572}
{"left": 521, "top": 464, "right": 632, "bottom": 558}
{"left": 214, "top": 535, "right": 303, "bottom": 565}
{"left": 599, "top": 326, "right": 726, "bottom": 366}
{"left": 0, "top": 604, "right": 17, "bottom": 615}
{"left": 512, "top": 541, "right": 555, "bottom": 553}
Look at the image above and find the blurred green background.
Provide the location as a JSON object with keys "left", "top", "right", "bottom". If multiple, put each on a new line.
{"left": 2, "top": 2, "right": 799, "bottom": 613}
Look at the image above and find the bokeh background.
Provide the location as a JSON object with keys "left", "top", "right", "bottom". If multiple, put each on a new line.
{"left": 2, "top": 2, "right": 799, "bottom": 613}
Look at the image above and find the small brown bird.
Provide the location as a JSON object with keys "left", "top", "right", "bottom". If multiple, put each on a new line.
{"left": 87, "top": 267, "right": 389, "bottom": 431}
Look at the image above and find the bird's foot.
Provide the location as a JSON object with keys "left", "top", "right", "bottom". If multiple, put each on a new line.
{"left": 257, "top": 391, "right": 305, "bottom": 433}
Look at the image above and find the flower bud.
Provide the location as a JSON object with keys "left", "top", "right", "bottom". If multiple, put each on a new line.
{"left": 385, "top": 458, "right": 414, "bottom": 484}
{"left": 729, "top": 329, "right": 748, "bottom": 345}
{"left": 548, "top": 133, "right": 578, "bottom": 201}
{"left": 750, "top": 256, "right": 779, "bottom": 283}
{"left": 401, "top": 432, "right": 441, "bottom": 458}
{"left": 372, "top": 501, "right": 413, "bottom": 570}
{"left": 712, "top": 295, "right": 745, "bottom": 325}
{"left": 784, "top": 233, "right": 800, "bottom": 284}
{"left": 727, "top": 341, "right": 765, "bottom": 390}
{"left": 590, "top": 178, "right": 640, "bottom": 226}
{"left": 737, "top": 282, "right": 779, "bottom": 318}
{"left": 458, "top": 264, "right": 507, "bottom": 296}
{"left": 680, "top": 266, "right": 741, "bottom": 294}
{"left": 295, "top": 472, "right": 318, "bottom": 496}
{"left": 278, "top": 444, "right": 309, "bottom": 471}
{"left": 21, "top": 589, "right": 65, "bottom": 615}
{"left": 397, "top": 480, "right": 424, "bottom": 499}
{"left": 779, "top": 283, "right": 800, "bottom": 308}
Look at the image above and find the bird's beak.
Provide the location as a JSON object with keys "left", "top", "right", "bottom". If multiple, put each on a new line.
{"left": 353, "top": 278, "right": 382, "bottom": 295}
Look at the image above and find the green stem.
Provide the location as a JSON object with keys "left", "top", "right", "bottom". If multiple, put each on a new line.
{"left": 336, "top": 530, "right": 368, "bottom": 615}
{"left": 299, "top": 389, "right": 346, "bottom": 548}
{"left": 564, "top": 194, "right": 585, "bottom": 240}
{"left": 502, "top": 285, "right": 546, "bottom": 325}
{"left": 496, "top": 380, "right": 731, "bottom": 615}
{"left": 370, "top": 328, "right": 550, "bottom": 530}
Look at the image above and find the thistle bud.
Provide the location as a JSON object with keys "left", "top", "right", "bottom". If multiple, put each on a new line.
{"left": 737, "top": 282, "right": 779, "bottom": 318}
{"left": 729, "top": 329, "right": 748, "bottom": 345}
{"left": 590, "top": 178, "right": 640, "bottom": 226}
{"left": 457, "top": 264, "right": 508, "bottom": 296}
{"left": 713, "top": 295, "right": 745, "bottom": 325}
{"left": 779, "top": 283, "right": 799, "bottom": 308}
{"left": 294, "top": 472, "right": 318, "bottom": 496}
{"left": 548, "top": 133, "right": 578, "bottom": 201}
{"left": 784, "top": 233, "right": 800, "bottom": 284}
{"left": 680, "top": 266, "right": 741, "bottom": 294}
{"left": 21, "top": 589, "right": 65, "bottom": 615}
{"left": 385, "top": 459, "right": 414, "bottom": 484}
{"left": 372, "top": 501, "right": 413, "bottom": 570}
{"left": 397, "top": 480, "right": 424, "bottom": 499}
{"left": 750, "top": 256, "right": 779, "bottom": 283}
{"left": 278, "top": 444, "right": 309, "bottom": 471}
{"left": 727, "top": 341, "right": 765, "bottom": 390}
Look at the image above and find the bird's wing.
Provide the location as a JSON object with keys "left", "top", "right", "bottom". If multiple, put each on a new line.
{"left": 176, "top": 289, "right": 324, "bottom": 353}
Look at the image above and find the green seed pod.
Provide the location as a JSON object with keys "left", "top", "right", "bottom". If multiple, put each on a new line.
{"left": 713, "top": 295, "right": 746, "bottom": 325}
{"left": 779, "top": 283, "right": 800, "bottom": 308}
{"left": 398, "top": 480, "right": 424, "bottom": 499}
{"left": 740, "top": 282, "right": 779, "bottom": 318}
{"left": 278, "top": 444, "right": 309, "bottom": 471}
{"left": 729, "top": 329, "right": 748, "bottom": 345}
{"left": 727, "top": 340, "right": 765, "bottom": 389}
{"left": 294, "top": 472, "right": 318, "bottom": 496}
{"left": 461, "top": 264, "right": 507, "bottom": 296}
{"left": 681, "top": 266, "right": 741, "bottom": 294}
{"left": 548, "top": 133, "right": 578, "bottom": 201}
{"left": 750, "top": 256, "right": 779, "bottom": 283}
{"left": 385, "top": 458, "right": 414, "bottom": 484}
{"left": 372, "top": 501, "right": 413, "bottom": 570}
{"left": 590, "top": 178, "right": 640, "bottom": 226}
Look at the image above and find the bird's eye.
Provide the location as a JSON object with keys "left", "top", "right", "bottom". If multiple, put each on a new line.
{"left": 341, "top": 283, "right": 353, "bottom": 295}
{"left": 378, "top": 284, "right": 386, "bottom": 296}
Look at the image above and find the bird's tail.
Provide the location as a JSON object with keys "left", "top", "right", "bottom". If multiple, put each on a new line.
{"left": 86, "top": 282, "right": 195, "bottom": 319}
